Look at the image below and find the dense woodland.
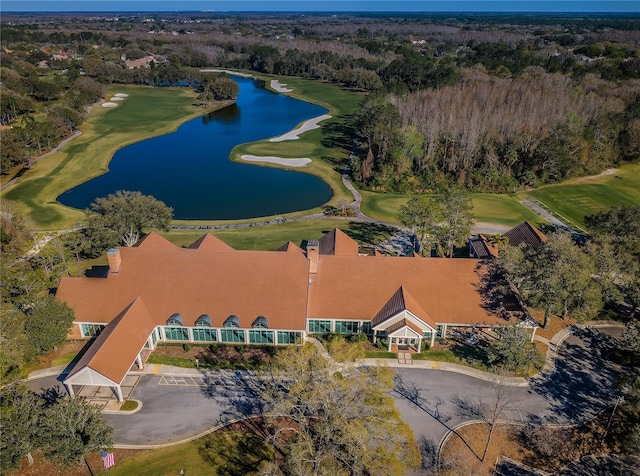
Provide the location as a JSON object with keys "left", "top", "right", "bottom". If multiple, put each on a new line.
{"left": 1, "top": 12, "right": 639, "bottom": 191}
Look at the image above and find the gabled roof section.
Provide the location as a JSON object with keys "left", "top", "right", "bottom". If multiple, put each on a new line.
{"left": 278, "top": 241, "right": 304, "bottom": 253}
{"left": 134, "top": 231, "right": 177, "bottom": 249}
{"left": 188, "top": 234, "right": 234, "bottom": 251}
{"left": 371, "top": 286, "right": 435, "bottom": 329}
{"left": 65, "top": 297, "right": 156, "bottom": 385}
{"left": 318, "top": 228, "right": 358, "bottom": 256}
{"left": 386, "top": 318, "right": 424, "bottom": 337}
{"left": 469, "top": 235, "right": 495, "bottom": 260}
{"left": 504, "top": 222, "right": 547, "bottom": 250}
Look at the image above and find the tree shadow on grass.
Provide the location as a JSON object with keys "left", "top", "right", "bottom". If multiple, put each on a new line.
{"left": 345, "top": 221, "right": 396, "bottom": 248}
{"left": 199, "top": 428, "right": 274, "bottom": 476}
{"left": 320, "top": 114, "right": 356, "bottom": 152}
{"left": 449, "top": 340, "right": 492, "bottom": 369}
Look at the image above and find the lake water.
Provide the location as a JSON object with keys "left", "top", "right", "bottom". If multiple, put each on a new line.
{"left": 57, "top": 77, "right": 333, "bottom": 220}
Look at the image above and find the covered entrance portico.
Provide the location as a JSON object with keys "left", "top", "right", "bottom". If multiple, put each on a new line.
{"left": 388, "top": 326, "right": 424, "bottom": 353}
{"left": 371, "top": 287, "right": 437, "bottom": 353}
{"left": 63, "top": 297, "right": 156, "bottom": 403}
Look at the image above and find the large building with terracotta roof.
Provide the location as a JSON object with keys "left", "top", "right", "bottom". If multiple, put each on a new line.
{"left": 58, "top": 228, "right": 529, "bottom": 401}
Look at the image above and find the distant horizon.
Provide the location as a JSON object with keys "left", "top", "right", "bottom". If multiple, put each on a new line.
{"left": 2, "top": 1, "right": 639, "bottom": 14}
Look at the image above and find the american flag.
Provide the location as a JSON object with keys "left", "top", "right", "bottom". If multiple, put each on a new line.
{"left": 101, "top": 451, "right": 115, "bottom": 469}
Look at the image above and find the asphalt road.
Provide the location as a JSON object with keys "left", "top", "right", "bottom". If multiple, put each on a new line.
{"left": 28, "top": 327, "right": 623, "bottom": 449}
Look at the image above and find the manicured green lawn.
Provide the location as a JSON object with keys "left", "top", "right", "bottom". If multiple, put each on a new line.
{"left": 523, "top": 163, "right": 640, "bottom": 228}
{"left": 360, "top": 191, "right": 543, "bottom": 227}
{"left": 359, "top": 191, "right": 408, "bottom": 224}
{"left": 472, "top": 194, "right": 543, "bottom": 226}
{"left": 3, "top": 85, "right": 209, "bottom": 230}
{"left": 160, "top": 219, "right": 395, "bottom": 251}
{"left": 102, "top": 432, "right": 273, "bottom": 475}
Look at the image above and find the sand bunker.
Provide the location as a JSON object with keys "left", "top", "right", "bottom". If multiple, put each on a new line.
{"left": 114, "top": 93, "right": 129, "bottom": 97}
{"left": 240, "top": 155, "right": 311, "bottom": 167}
{"left": 270, "top": 114, "right": 332, "bottom": 142}
{"left": 270, "top": 80, "right": 292, "bottom": 93}
{"left": 102, "top": 102, "right": 118, "bottom": 108}
{"left": 110, "top": 97, "right": 124, "bottom": 101}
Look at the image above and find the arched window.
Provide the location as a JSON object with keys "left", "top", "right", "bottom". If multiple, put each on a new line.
{"left": 166, "top": 313, "right": 183, "bottom": 326}
{"left": 252, "top": 316, "right": 269, "bottom": 329}
{"left": 223, "top": 315, "right": 240, "bottom": 328}
{"left": 195, "top": 314, "right": 212, "bottom": 327}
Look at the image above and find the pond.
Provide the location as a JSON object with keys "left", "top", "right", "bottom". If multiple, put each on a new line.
{"left": 57, "top": 77, "right": 333, "bottom": 220}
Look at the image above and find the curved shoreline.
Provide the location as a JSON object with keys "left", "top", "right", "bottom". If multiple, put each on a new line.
{"left": 269, "top": 114, "right": 332, "bottom": 142}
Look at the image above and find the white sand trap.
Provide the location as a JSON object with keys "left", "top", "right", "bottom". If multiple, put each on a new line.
{"left": 270, "top": 114, "right": 332, "bottom": 142}
{"left": 102, "top": 102, "right": 118, "bottom": 107}
{"left": 199, "top": 69, "right": 254, "bottom": 78}
{"left": 270, "top": 79, "right": 292, "bottom": 93}
{"left": 110, "top": 97, "right": 124, "bottom": 101}
{"left": 114, "top": 93, "right": 129, "bottom": 97}
{"left": 241, "top": 155, "right": 311, "bottom": 167}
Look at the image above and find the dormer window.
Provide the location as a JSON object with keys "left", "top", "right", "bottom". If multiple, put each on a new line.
{"left": 195, "top": 314, "right": 212, "bottom": 327}
{"left": 252, "top": 316, "right": 268, "bottom": 329}
{"left": 223, "top": 315, "right": 240, "bottom": 328}
{"left": 166, "top": 313, "right": 183, "bottom": 326}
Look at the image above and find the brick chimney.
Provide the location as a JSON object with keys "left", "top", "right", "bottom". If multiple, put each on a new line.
{"left": 107, "top": 248, "right": 122, "bottom": 273}
{"left": 307, "top": 240, "right": 319, "bottom": 274}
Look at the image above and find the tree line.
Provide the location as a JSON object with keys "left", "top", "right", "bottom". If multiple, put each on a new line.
{"left": 353, "top": 70, "right": 640, "bottom": 193}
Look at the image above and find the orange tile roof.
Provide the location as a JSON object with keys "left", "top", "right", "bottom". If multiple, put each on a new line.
{"left": 308, "top": 255, "right": 513, "bottom": 326}
{"left": 66, "top": 298, "right": 156, "bottom": 384}
{"left": 278, "top": 241, "right": 304, "bottom": 253}
{"left": 318, "top": 228, "right": 359, "bottom": 255}
{"left": 188, "top": 233, "right": 234, "bottom": 251}
{"left": 135, "top": 231, "right": 177, "bottom": 249}
{"left": 58, "top": 230, "right": 519, "bottom": 349}
{"left": 57, "top": 240, "right": 310, "bottom": 331}
{"left": 371, "top": 286, "right": 436, "bottom": 329}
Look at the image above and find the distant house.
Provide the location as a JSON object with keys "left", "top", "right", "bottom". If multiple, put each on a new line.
{"left": 125, "top": 54, "right": 164, "bottom": 69}
{"left": 469, "top": 221, "right": 547, "bottom": 259}
{"left": 57, "top": 228, "right": 531, "bottom": 401}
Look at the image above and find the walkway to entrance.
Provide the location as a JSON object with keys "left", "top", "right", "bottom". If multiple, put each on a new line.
{"left": 391, "top": 344, "right": 419, "bottom": 354}
{"left": 397, "top": 352, "right": 413, "bottom": 365}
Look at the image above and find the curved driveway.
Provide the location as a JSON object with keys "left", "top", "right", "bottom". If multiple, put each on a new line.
{"left": 393, "top": 326, "right": 622, "bottom": 452}
{"left": 28, "top": 327, "right": 623, "bottom": 448}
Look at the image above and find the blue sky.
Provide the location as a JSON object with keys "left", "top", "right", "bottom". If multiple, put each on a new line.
{"left": 2, "top": 1, "right": 638, "bottom": 13}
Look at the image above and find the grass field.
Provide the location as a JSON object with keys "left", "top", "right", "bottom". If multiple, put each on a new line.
{"left": 472, "top": 194, "right": 543, "bottom": 226}
{"left": 2, "top": 85, "right": 210, "bottom": 230}
{"left": 523, "top": 163, "right": 640, "bottom": 228}
{"left": 100, "top": 431, "right": 273, "bottom": 476}
{"left": 161, "top": 219, "right": 396, "bottom": 251}
{"left": 360, "top": 191, "right": 543, "bottom": 227}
